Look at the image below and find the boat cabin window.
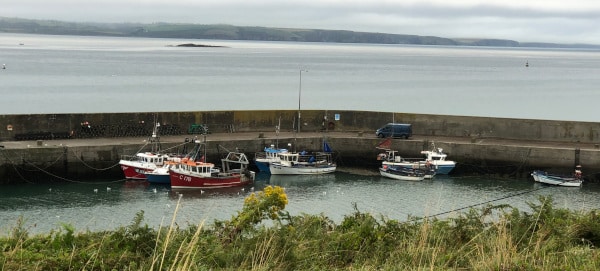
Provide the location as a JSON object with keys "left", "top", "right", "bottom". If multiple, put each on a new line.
{"left": 279, "top": 153, "right": 299, "bottom": 163}
{"left": 193, "top": 165, "right": 211, "bottom": 174}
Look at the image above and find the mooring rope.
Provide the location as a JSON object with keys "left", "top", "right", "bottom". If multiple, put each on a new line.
{"left": 159, "top": 141, "right": 190, "bottom": 154}
{"left": 409, "top": 173, "right": 587, "bottom": 223}
{"left": 0, "top": 148, "right": 65, "bottom": 171}
{"left": 21, "top": 158, "right": 127, "bottom": 184}
{"left": 68, "top": 147, "right": 121, "bottom": 171}
{"left": 0, "top": 139, "right": 192, "bottom": 184}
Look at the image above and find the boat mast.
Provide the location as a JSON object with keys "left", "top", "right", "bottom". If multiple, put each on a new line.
{"left": 150, "top": 113, "right": 161, "bottom": 153}
{"left": 295, "top": 69, "right": 307, "bottom": 153}
{"left": 297, "top": 69, "right": 307, "bottom": 133}
{"left": 276, "top": 116, "right": 281, "bottom": 149}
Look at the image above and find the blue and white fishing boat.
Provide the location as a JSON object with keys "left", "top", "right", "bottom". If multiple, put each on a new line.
{"left": 378, "top": 150, "right": 436, "bottom": 179}
{"left": 254, "top": 144, "right": 289, "bottom": 173}
{"left": 376, "top": 138, "right": 438, "bottom": 178}
{"left": 253, "top": 117, "right": 290, "bottom": 173}
{"left": 269, "top": 141, "right": 336, "bottom": 175}
{"left": 420, "top": 143, "right": 456, "bottom": 174}
{"left": 144, "top": 161, "right": 178, "bottom": 184}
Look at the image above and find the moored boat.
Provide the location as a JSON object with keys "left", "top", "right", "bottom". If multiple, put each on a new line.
{"left": 119, "top": 116, "right": 185, "bottom": 180}
{"left": 269, "top": 141, "right": 336, "bottom": 175}
{"left": 379, "top": 164, "right": 425, "bottom": 181}
{"left": 120, "top": 151, "right": 171, "bottom": 180}
{"left": 254, "top": 145, "right": 289, "bottom": 173}
{"left": 377, "top": 150, "right": 436, "bottom": 179}
{"left": 144, "top": 161, "right": 178, "bottom": 184}
{"left": 419, "top": 142, "right": 456, "bottom": 174}
{"left": 531, "top": 165, "right": 583, "bottom": 187}
{"left": 269, "top": 151, "right": 337, "bottom": 175}
{"left": 253, "top": 118, "right": 288, "bottom": 173}
{"left": 170, "top": 150, "right": 255, "bottom": 189}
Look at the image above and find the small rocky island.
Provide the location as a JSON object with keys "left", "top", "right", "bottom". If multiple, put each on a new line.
{"left": 169, "top": 43, "right": 226, "bottom": 48}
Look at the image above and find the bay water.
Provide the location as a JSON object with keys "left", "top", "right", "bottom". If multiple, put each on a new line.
{"left": 1, "top": 33, "right": 600, "bottom": 121}
{"left": 2, "top": 33, "right": 600, "bottom": 235}
{"left": 3, "top": 171, "right": 600, "bottom": 235}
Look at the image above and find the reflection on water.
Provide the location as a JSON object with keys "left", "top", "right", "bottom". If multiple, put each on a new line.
{"left": 168, "top": 185, "right": 254, "bottom": 199}
{"left": 267, "top": 173, "right": 337, "bottom": 188}
{"left": 2, "top": 172, "right": 600, "bottom": 235}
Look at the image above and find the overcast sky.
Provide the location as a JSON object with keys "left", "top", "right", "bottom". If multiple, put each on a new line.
{"left": 5, "top": 0, "right": 600, "bottom": 44}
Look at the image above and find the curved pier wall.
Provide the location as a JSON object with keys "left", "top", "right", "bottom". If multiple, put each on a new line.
{"left": 0, "top": 135, "right": 597, "bottom": 184}
{"left": 1, "top": 110, "right": 599, "bottom": 143}
{"left": 1, "top": 110, "right": 599, "bottom": 183}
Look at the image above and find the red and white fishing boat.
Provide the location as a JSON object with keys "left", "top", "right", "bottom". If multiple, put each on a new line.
{"left": 119, "top": 117, "right": 186, "bottom": 180}
{"left": 119, "top": 118, "right": 173, "bottom": 180}
{"left": 120, "top": 151, "right": 172, "bottom": 180}
{"left": 169, "top": 150, "right": 255, "bottom": 189}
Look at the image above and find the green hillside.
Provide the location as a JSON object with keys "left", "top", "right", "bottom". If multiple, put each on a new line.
{"left": 1, "top": 17, "right": 598, "bottom": 48}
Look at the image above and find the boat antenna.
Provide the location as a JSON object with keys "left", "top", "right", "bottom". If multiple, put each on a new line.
{"left": 297, "top": 69, "right": 308, "bottom": 133}
{"left": 150, "top": 113, "right": 161, "bottom": 153}
{"left": 276, "top": 116, "right": 281, "bottom": 148}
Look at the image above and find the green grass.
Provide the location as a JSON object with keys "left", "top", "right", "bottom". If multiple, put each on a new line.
{"left": 2, "top": 189, "right": 600, "bottom": 270}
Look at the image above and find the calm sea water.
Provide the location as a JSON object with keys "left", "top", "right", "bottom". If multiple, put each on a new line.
{"left": 2, "top": 171, "right": 600, "bottom": 235}
{"left": 1, "top": 33, "right": 600, "bottom": 121}
{"left": 2, "top": 34, "right": 600, "bottom": 235}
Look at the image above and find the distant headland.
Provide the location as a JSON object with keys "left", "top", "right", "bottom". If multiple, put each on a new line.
{"left": 1, "top": 16, "right": 599, "bottom": 49}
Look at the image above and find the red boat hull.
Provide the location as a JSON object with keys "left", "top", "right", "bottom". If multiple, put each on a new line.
{"left": 169, "top": 171, "right": 253, "bottom": 189}
{"left": 120, "top": 165, "right": 150, "bottom": 180}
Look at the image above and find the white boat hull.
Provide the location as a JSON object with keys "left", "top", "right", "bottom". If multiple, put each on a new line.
{"left": 379, "top": 168, "right": 425, "bottom": 181}
{"left": 269, "top": 164, "right": 336, "bottom": 175}
{"left": 531, "top": 171, "right": 582, "bottom": 187}
{"left": 381, "top": 161, "right": 436, "bottom": 179}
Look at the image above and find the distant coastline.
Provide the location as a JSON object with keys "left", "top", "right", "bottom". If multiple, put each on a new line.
{"left": 1, "top": 16, "right": 599, "bottom": 49}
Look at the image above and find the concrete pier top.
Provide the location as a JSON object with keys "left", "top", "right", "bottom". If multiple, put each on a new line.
{"left": 1, "top": 131, "right": 596, "bottom": 151}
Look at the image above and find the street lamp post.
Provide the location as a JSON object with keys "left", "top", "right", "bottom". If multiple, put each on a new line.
{"left": 298, "top": 69, "right": 307, "bottom": 133}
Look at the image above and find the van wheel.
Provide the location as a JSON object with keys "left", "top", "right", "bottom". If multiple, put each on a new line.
{"left": 403, "top": 135, "right": 408, "bottom": 139}
{"left": 377, "top": 133, "right": 384, "bottom": 138}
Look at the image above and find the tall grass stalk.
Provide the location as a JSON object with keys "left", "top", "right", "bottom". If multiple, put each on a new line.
{"left": 466, "top": 219, "right": 517, "bottom": 269}
{"left": 247, "top": 231, "right": 284, "bottom": 270}
{"left": 147, "top": 194, "right": 209, "bottom": 271}
{"left": 151, "top": 195, "right": 183, "bottom": 271}
{"left": 173, "top": 220, "right": 206, "bottom": 270}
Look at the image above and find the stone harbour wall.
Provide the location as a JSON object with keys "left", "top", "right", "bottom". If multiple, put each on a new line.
{"left": 1, "top": 110, "right": 599, "bottom": 143}
{"left": 1, "top": 110, "right": 599, "bottom": 184}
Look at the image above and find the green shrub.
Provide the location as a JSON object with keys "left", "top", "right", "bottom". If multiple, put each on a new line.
{"left": 2, "top": 191, "right": 600, "bottom": 270}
